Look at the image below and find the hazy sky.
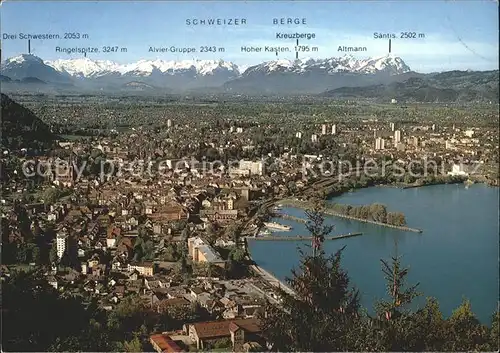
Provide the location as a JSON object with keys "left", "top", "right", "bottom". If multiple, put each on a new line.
{"left": 1, "top": 1, "right": 498, "bottom": 72}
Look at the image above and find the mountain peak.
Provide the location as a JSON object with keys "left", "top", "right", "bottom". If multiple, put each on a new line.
{"left": 1, "top": 54, "right": 72, "bottom": 83}
{"left": 44, "top": 57, "right": 241, "bottom": 78}
{"left": 1, "top": 53, "right": 414, "bottom": 93}
{"left": 47, "top": 58, "right": 124, "bottom": 78}
{"left": 243, "top": 55, "right": 410, "bottom": 76}
{"left": 3, "top": 54, "right": 411, "bottom": 80}
{"left": 356, "top": 54, "right": 411, "bottom": 74}
{"left": 5, "top": 54, "right": 44, "bottom": 65}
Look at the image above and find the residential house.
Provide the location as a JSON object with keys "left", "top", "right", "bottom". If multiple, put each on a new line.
{"left": 107, "top": 226, "right": 121, "bottom": 248}
{"left": 47, "top": 275, "right": 58, "bottom": 290}
{"left": 187, "top": 237, "right": 225, "bottom": 267}
{"left": 116, "top": 237, "right": 135, "bottom": 259}
{"left": 148, "top": 202, "right": 189, "bottom": 222}
{"left": 186, "top": 318, "right": 262, "bottom": 351}
{"left": 128, "top": 262, "right": 155, "bottom": 276}
{"left": 150, "top": 334, "right": 184, "bottom": 353}
{"left": 199, "top": 209, "right": 238, "bottom": 223}
{"left": 156, "top": 297, "right": 191, "bottom": 313}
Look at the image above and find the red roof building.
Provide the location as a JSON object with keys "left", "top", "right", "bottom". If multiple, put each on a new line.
{"left": 150, "top": 334, "right": 184, "bottom": 353}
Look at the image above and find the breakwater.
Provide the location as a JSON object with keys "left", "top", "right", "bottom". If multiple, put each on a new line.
{"left": 247, "top": 232, "right": 363, "bottom": 241}
{"left": 273, "top": 212, "right": 307, "bottom": 223}
{"left": 278, "top": 199, "right": 423, "bottom": 233}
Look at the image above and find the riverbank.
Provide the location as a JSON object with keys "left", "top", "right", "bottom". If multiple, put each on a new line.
{"left": 390, "top": 178, "right": 497, "bottom": 190}
{"left": 277, "top": 199, "right": 423, "bottom": 233}
{"left": 243, "top": 237, "right": 295, "bottom": 297}
{"left": 317, "top": 174, "right": 473, "bottom": 199}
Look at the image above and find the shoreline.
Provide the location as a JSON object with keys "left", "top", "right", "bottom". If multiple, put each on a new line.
{"left": 271, "top": 180, "right": 495, "bottom": 232}
{"left": 276, "top": 199, "right": 423, "bottom": 233}
{"left": 374, "top": 179, "right": 499, "bottom": 190}
{"left": 319, "top": 176, "right": 494, "bottom": 200}
{"left": 243, "top": 238, "right": 295, "bottom": 297}
{"left": 246, "top": 182, "right": 493, "bottom": 304}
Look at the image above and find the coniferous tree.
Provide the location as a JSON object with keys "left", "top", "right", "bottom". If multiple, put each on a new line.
{"left": 259, "top": 200, "right": 360, "bottom": 351}
{"left": 372, "top": 245, "right": 421, "bottom": 351}
{"left": 305, "top": 200, "right": 334, "bottom": 256}
{"left": 489, "top": 310, "right": 500, "bottom": 351}
{"left": 443, "top": 298, "right": 490, "bottom": 351}
{"left": 377, "top": 253, "right": 420, "bottom": 318}
{"left": 413, "top": 297, "right": 448, "bottom": 351}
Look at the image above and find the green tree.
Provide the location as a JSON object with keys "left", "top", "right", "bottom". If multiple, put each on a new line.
{"left": 138, "top": 224, "right": 152, "bottom": 241}
{"left": 304, "top": 200, "right": 334, "bottom": 256}
{"left": 42, "top": 187, "right": 62, "bottom": 205}
{"left": 228, "top": 246, "right": 245, "bottom": 262}
{"left": 165, "top": 302, "right": 213, "bottom": 330}
{"left": 160, "top": 243, "right": 179, "bottom": 262}
{"left": 121, "top": 336, "right": 143, "bottom": 352}
{"left": 259, "top": 203, "right": 360, "bottom": 351}
{"left": 206, "top": 222, "right": 217, "bottom": 244}
{"left": 213, "top": 337, "right": 232, "bottom": 349}
{"left": 226, "top": 222, "right": 242, "bottom": 243}
{"left": 107, "top": 295, "right": 155, "bottom": 342}
{"left": 49, "top": 241, "right": 58, "bottom": 264}
{"left": 412, "top": 297, "right": 448, "bottom": 351}
{"left": 31, "top": 244, "right": 41, "bottom": 264}
{"left": 133, "top": 237, "right": 145, "bottom": 261}
{"left": 372, "top": 251, "right": 421, "bottom": 351}
{"left": 489, "top": 310, "right": 499, "bottom": 350}
{"left": 16, "top": 243, "right": 28, "bottom": 263}
{"left": 142, "top": 240, "right": 155, "bottom": 261}
{"left": 3, "top": 270, "right": 111, "bottom": 352}
{"left": 444, "top": 298, "right": 490, "bottom": 351}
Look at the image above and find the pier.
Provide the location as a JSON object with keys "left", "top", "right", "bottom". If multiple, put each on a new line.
{"left": 277, "top": 199, "right": 423, "bottom": 233}
{"left": 320, "top": 209, "right": 422, "bottom": 233}
{"left": 247, "top": 232, "right": 363, "bottom": 241}
{"left": 273, "top": 212, "right": 307, "bottom": 223}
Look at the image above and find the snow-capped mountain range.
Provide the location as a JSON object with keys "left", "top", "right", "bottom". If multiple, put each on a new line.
{"left": 1, "top": 54, "right": 414, "bottom": 94}
{"left": 46, "top": 57, "right": 241, "bottom": 78}
{"left": 243, "top": 55, "right": 410, "bottom": 75}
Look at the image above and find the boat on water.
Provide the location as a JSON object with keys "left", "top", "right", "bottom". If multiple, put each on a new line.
{"left": 263, "top": 221, "right": 293, "bottom": 231}
{"left": 256, "top": 229, "right": 272, "bottom": 237}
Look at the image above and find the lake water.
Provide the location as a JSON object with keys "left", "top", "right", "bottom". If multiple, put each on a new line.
{"left": 248, "top": 183, "right": 499, "bottom": 324}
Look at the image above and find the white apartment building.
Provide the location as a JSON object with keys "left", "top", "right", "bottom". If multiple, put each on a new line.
{"left": 56, "top": 233, "right": 69, "bottom": 259}
{"left": 448, "top": 164, "right": 468, "bottom": 177}
{"left": 375, "top": 137, "right": 385, "bottom": 150}
{"left": 239, "top": 160, "right": 265, "bottom": 176}
{"left": 464, "top": 130, "right": 474, "bottom": 138}
{"left": 394, "top": 130, "right": 401, "bottom": 146}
